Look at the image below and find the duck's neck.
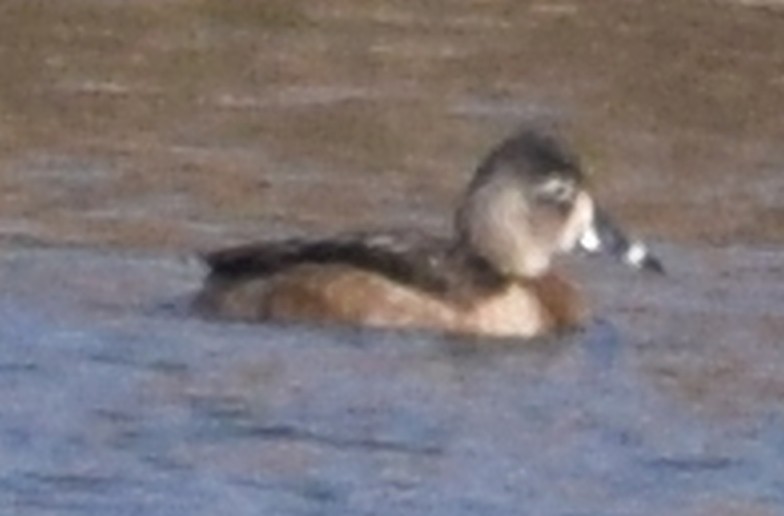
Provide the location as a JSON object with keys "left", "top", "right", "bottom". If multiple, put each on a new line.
{"left": 446, "top": 236, "right": 518, "bottom": 297}
{"left": 453, "top": 185, "right": 553, "bottom": 280}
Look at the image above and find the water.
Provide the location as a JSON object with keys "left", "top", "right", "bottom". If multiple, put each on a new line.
{"left": 0, "top": 246, "right": 782, "bottom": 515}
{"left": 1, "top": 1, "right": 784, "bottom": 514}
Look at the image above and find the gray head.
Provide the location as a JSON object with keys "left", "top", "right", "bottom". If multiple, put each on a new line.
{"left": 456, "top": 129, "right": 663, "bottom": 278}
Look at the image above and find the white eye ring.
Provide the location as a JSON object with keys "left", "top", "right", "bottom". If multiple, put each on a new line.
{"left": 536, "top": 177, "right": 575, "bottom": 203}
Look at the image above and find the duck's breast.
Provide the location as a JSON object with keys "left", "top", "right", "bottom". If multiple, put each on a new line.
{"left": 460, "top": 284, "right": 550, "bottom": 338}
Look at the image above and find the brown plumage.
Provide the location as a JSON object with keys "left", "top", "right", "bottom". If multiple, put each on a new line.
{"left": 194, "top": 129, "right": 662, "bottom": 338}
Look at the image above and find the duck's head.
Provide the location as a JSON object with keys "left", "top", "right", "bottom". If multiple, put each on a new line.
{"left": 456, "top": 129, "right": 663, "bottom": 278}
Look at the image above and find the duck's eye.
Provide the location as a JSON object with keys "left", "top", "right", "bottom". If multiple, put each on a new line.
{"left": 535, "top": 177, "right": 576, "bottom": 205}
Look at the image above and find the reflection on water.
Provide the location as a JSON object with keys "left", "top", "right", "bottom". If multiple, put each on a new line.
{"left": 1, "top": 0, "right": 784, "bottom": 514}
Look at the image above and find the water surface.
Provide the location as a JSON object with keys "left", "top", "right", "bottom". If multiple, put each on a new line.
{"left": 1, "top": 1, "right": 783, "bottom": 514}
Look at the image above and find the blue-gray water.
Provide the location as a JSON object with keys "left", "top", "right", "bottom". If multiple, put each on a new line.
{"left": 2, "top": 1, "right": 784, "bottom": 514}
{"left": 1, "top": 245, "right": 783, "bottom": 515}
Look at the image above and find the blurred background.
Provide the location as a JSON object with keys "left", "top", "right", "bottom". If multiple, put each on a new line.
{"left": 1, "top": 0, "right": 782, "bottom": 249}
{"left": 1, "top": 2, "right": 784, "bottom": 515}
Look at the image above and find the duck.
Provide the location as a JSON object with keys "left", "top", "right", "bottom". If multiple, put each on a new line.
{"left": 193, "top": 128, "right": 663, "bottom": 338}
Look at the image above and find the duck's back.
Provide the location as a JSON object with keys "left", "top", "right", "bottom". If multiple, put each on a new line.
{"left": 204, "top": 230, "right": 460, "bottom": 289}
{"left": 195, "top": 231, "right": 466, "bottom": 324}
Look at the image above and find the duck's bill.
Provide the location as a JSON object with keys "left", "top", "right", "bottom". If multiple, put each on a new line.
{"left": 578, "top": 207, "right": 665, "bottom": 274}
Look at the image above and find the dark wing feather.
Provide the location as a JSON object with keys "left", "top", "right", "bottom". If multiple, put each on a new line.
{"left": 203, "top": 231, "right": 455, "bottom": 294}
